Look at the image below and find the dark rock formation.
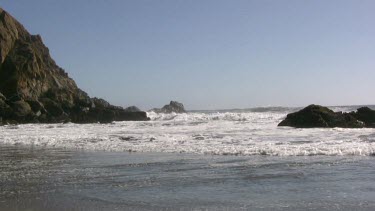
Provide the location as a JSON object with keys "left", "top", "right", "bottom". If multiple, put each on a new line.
{"left": 124, "top": 106, "right": 141, "bottom": 112}
{"left": 278, "top": 104, "right": 375, "bottom": 128}
{"left": 150, "top": 101, "right": 186, "bottom": 113}
{"left": 352, "top": 107, "right": 375, "bottom": 128}
{"left": 0, "top": 8, "right": 149, "bottom": 124}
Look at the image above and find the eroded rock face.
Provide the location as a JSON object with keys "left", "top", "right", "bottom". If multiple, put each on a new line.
{"left": 150, "top": 101, "right": 186, "bottom": 113}
{"left": 0, "top": 8, "right": 149, "bottom": 124}
{"left": 278, "top": 104, "right": 374, "bottom": 128}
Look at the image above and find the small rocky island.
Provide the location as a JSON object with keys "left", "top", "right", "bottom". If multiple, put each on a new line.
{"left": 278, "top": 104, "right": 375, "bottom": 128}
{"left": 0, "top": 8, "right": 149, "bottom": 125}
{"left": 150, "top": 101, "right": 186, "bottom": 113}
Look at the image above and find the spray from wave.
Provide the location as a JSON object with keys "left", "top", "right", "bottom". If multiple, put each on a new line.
{"left": 1, "top": 106, "right": 375, "bottom": 156}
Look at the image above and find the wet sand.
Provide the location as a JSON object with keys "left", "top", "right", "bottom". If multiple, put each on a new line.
{"left": 1, "top": 144, "right": 375, "bottom": 210}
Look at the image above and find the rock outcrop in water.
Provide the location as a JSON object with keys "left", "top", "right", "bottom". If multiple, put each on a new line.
{"left": 124, "top": 106, "right": 142, "bottom": 112}
{"left": 0, "top": 8, "right": 149, "bottom": 124}
{"left": 278, "top": 104, "right": 375, "bottom": 128}
{"left": 352, "top": 107, "right": 375, "bottom": 128}
{"left": 150, "top": 101, "right": 186, "bottom": 113}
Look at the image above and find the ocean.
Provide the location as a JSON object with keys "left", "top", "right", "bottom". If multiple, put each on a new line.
{"left": 1, "top": 106, "right": 375, "bottom": 210}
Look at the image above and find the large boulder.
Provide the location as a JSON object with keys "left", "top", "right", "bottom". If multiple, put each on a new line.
{"left": 8, "top": 100, "right": 40, "bottom": 123}
{"left": 278, "top": 105, "right": 364, "bottom": 128}
{"left": 10, "top": 100, "right": 32, "bottom": 117}
{"left": 124, "top": 106, "right": 141, "bottom": 112}
{"left": 150, "top": 101, "right": 186, "bottom": 113}
{"left": 353, "top": 107, "right": 375, "bottom": 128}
{"left": 92, "top": 97, "right": 111, "bottom": 109}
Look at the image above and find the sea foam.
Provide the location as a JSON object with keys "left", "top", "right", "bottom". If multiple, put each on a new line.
{"left": 1, "top": 108, "right": 375, "bottom": 156}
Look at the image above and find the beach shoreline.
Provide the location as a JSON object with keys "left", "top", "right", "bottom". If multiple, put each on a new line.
{"left": 1, "top": 144, "right": 375, "bottom": 210}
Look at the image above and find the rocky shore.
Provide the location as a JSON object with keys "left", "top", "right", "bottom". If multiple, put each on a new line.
{"left": 278, "top": 104, "right": 375, "bottom": 128}
{"left": 0, "top": 8, "right": 148, "bottom": 125}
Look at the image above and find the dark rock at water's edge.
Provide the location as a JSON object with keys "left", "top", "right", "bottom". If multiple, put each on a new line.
{"left": 124, "top": 106, "right": 142, "bottom": 112}
{"left": 0, "top": 8, "right": 149, "bottom": 125}
{"left": 352, "top": 107, "right": 375, "bottom": 128}
{"left": 278, "top": 104, "right": 375, "bottom": 128}
{"left": 150, "top": 101, "right": 186, "bottom": 113}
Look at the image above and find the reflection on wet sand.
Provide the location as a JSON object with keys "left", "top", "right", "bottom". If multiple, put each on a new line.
{"left": 2, "top": 144, "right": 375, "bottom": 210}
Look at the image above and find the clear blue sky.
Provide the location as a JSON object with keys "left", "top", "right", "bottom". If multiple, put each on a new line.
{"left": 2, "top": 0, "right": 374, "bottom": 110}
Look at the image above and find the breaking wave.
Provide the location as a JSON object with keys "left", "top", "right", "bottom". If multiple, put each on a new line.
{"left": 1, "top": 106, "right": 375, "bottom": 156}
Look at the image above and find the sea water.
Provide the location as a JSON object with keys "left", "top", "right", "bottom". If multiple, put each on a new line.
{"left": 1, "top": 106, "right": 375, "bottom": 210}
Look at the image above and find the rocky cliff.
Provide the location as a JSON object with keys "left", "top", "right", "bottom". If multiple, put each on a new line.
{"left": 0, "top": 8, "right": 149, "bottom": 124}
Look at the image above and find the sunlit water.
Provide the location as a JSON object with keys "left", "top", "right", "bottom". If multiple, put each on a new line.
{"left": 1, "top": 106, "right": 375, "bottom": 210}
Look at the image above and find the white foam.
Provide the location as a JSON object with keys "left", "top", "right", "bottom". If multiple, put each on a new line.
{"left": 1, "top": 111, "right": 375, "bottom": 156}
